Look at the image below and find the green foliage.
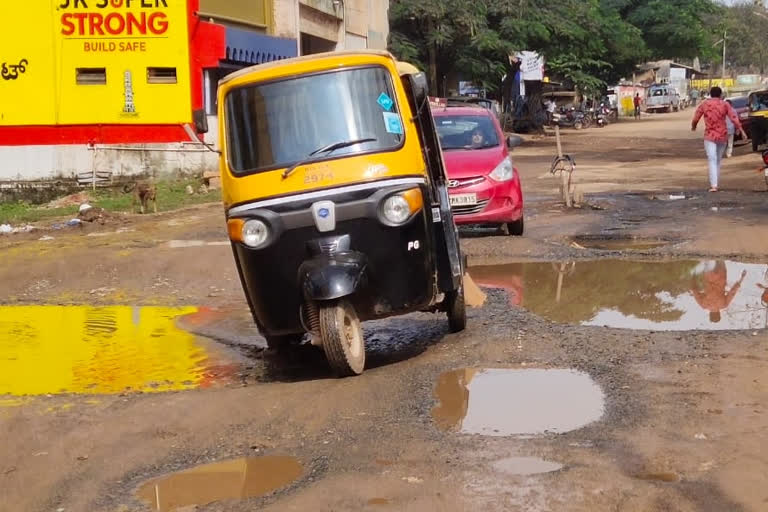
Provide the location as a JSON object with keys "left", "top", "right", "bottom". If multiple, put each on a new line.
{"left": 719, "top": 1, "right": 768, "bottom": 74}
{"left": 389, "top": 0, "right": 718, "bottom": 94}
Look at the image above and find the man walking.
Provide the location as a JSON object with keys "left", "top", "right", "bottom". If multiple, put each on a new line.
{"left": 633, "top": 93, "right": 642, "bottom": 120}
{"left": 692, "top": 87, "right": 747, "bottom": 192}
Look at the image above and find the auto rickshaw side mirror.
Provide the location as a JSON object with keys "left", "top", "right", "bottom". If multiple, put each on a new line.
{"left": 409, "top": 72, "right": 429, "bottom": 105}
{"left": 507, "top": 135, "right": 522, "bottom": 150}
{"left": 193, "top": 109, "right": 209, "bottom": 134}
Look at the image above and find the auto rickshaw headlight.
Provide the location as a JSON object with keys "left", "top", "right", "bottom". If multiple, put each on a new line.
{"left": 381, "top": 188, "right": 423, "bottom": 225}
{"left": 242, "top": 219, "right": 270, "bottom": 248}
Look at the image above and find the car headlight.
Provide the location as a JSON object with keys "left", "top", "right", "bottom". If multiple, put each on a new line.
{"left": 242, "top": 219, "right": 269, "bottom": 248}
{"left": 489, "top": 157, "right": 515, "bottom": 182}
{"left": 380, "top": 188, "right": 424, "bottom": 225}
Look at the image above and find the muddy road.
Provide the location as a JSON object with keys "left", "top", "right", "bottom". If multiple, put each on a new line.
{"left": 2, "top": 111, "right": 768, "bottom": 512}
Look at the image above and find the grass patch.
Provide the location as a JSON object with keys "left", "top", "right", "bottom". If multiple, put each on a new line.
{"left": 0, "top": 178, "right": 220, "bottom": 225}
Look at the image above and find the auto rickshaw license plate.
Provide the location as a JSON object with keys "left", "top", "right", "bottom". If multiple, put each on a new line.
{"left": 450, "top": 194, "right": 477, "bottom": 206}
{"left": 764, "top": 168, "right": 768, "bottom": 177}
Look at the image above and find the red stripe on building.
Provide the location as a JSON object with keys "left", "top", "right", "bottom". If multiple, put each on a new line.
{"left": 0, "top": 125, "right": 193, "bottom": 146}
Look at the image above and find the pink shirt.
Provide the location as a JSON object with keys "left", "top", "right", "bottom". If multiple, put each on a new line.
{"left": 692, "top": 98, "right": 742, "bottom": 143}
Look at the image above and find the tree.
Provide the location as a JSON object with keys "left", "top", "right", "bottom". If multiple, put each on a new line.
{"left": 389, "top": 0, "right": 718, "bottom": 97}
{"left": 719, "top": 1, "right": 768, "bottom": 74}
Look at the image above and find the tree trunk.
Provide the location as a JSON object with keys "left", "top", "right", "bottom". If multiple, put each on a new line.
{"left": 426, "top": 18, "right": 438, "bottom": 96}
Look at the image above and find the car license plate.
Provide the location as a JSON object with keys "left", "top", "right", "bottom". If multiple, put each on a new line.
{"left": 764, "top": 168, "right": 768, "bottom": 178}
{"left": 450, "top": 193, "right": 477, "bottom": 206}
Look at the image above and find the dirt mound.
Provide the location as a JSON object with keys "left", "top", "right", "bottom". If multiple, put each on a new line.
{"left": 45, "top": 192, "right": 91, "bottom": 209}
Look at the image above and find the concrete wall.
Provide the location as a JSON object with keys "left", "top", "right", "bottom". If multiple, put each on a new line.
{"left": 0, "top": 143, "right": 219, "bottom": 181}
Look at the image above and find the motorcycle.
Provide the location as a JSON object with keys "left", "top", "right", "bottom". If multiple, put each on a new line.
{"left": 552, "top": 107, "right": 590, "bottom": 130}
{"left": 593, "top": 105, "right": 610, "bottom": 128}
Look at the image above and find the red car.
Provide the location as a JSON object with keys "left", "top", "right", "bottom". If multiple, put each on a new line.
{"left": 433, "top": 105, "right": 524, "bottom": 235}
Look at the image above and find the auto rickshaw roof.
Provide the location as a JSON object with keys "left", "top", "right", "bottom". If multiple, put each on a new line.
{"left": 219, "top": 50, "right": 416, "bottom": 87}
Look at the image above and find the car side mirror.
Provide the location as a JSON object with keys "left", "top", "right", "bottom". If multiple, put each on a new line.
{"left": 507, "top": 135, "right": 522, "bottom": 150}
{"left": 193, "top": 109, "right": 209, "bottom": 134}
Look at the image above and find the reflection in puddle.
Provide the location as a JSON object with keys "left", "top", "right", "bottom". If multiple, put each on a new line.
{"left": 137, "top": 456, "right": 303, "bottom": 512}
{"left": 433, "top": 369, "right": 605, "bottom": 436}
{"left": 570, "top": 235, "right": 669, "bottom": 251}
{"left": 492, "top": 457, "right": 563, "bottom": 475}
{"left": 167, "top": 240, "right": 230, "bottom": 249}
{"left": 470, "top": 260, "right": 768, "bottom": 331}
{"left": 0, "top": 306, "right": 238, "bottom": 396}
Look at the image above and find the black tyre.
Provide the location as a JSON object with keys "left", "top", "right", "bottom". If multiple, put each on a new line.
{"left": 319, "top": 300, "right": 365, "bottom": 377}
{"left": 574, "top": 121, "right": 583, "bottom": 130}
{"left": 506, "top": 217, "right": 524, "bottom": 236}
{"left": 446, "top": 282, "right": 467, "bottom": 333}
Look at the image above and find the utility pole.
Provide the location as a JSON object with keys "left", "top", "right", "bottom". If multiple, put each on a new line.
{"left": 722, "top": 29, "right": 727, "bottom": 87}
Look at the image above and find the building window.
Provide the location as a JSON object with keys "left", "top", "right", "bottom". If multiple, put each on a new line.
{"left": 147, "top": 67, "right": 178, "bottom": 84}
{"left": 76, "top": 68, "right": 107, "bottom": 85}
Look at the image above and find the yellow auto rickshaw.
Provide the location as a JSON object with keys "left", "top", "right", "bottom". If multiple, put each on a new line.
{"left": 216, "top": 50, "right": 466, "bottom": 377}
{"left": 748, "top": 89, "right": 768, "bottom": 152}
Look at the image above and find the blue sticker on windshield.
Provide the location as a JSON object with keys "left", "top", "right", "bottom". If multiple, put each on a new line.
{"left": 377, "top": 92, "right": 394, "bottom": 111}
{"left": 383, "top": 112, "right": 403, "bottom": 134}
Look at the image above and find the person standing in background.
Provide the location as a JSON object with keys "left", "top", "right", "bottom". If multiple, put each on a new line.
{"left": 633, "top": 93, "right": 642, "bottom": 120}
{"left": 692, "top": 87, "right": 747, "bottom": 192}
{"left": 691, "top": 88, "right": 700, "bottom": 107}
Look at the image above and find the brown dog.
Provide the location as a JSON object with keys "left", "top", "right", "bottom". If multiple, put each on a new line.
{"left": 125, "top": 181, "right": 157, "bottom": 214}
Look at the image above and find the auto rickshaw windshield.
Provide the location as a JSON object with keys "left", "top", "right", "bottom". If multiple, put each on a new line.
{"left": 225, "top": 66, "right": 405, "bottom": 175}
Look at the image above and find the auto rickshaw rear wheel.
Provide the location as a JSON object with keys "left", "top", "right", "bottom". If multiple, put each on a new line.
{"left": 319, "top": 300, "right": 365, "bottom": 377}
{"left": 446, "top": 281, "right": 467, "bottom": 333}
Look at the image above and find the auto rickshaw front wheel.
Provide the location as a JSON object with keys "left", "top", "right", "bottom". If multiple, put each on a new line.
{"left": 446, "top": 283, "right": 467, "bottom": 333}
{"left": 319, "top": 300, "right": 365, "bottom": 377}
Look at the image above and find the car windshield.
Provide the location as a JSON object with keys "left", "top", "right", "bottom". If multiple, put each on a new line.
{"left": 225, "top": 67, "right": 404, "bottom": 174}
{"left": 435, "top": 115, "right": 499, "bottom": 150}
{"left": 751, "top": 92, "right": 768, "bottom": 111}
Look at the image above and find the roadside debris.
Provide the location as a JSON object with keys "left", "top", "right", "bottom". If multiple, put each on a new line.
{"left": 78, "top": 204, "right": 109, "bottom": 224}
{"left": 0, "top": 223, "right": 35, "bottom": 235}
{"left": 44, "top": 192, "right": 91, "bottom": 209}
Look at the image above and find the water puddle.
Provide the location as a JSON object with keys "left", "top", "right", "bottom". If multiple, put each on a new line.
{"left": 492, "top": 457, "right": 563, "bottom": 475}
{"left": 470, "top": 260, "right": 768, "bottom": 331}
{"left": 0, "top": 306, "right": 240, "bottom": 396}
{"left": 570, "top": 235, "right": 669, "bottom": 251}
{"left": 137, "top": 456, "right": 303, "bottom": 511}
{"left": 633, "top": 471, "right": 680, "bottom": 483}
{"left": 432, "top": 368, "right": 605, "bottom": 436}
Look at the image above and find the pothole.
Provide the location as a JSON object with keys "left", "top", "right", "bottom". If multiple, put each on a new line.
{"left": 492, "top": 457, "right": 564, "bottom": 476}
{"left": 469, "top": 259, "right": 768, "bottom": 331}
{"left": 432, "top": 368, "right": 605, "bottom": 436}
{"left": 137, "top": 456, "right": 303, "bottom": 511}
{"left": 0, "top": 306, "right": 242, "bottom": 396}
{"left": 570, "top": 235, "right": 670, "bottom": 251}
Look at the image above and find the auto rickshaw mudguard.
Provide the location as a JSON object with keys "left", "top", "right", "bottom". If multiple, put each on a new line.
{"left": 299, "top": 251, "right": 368, "bottom": 301}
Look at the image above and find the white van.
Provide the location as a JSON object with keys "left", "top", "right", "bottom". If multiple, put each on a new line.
{"left": 646, "top": 84, "right": 680, "bottom": 113}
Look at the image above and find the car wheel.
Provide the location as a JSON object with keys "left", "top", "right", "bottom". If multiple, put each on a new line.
{"left": 506, "top": 217, "right": 524, "bottom": 236}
